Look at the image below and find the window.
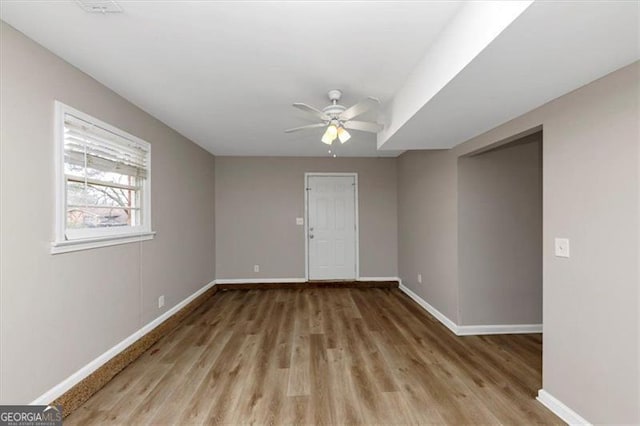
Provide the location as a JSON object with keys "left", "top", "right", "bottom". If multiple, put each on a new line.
{"left": 52, "top": 101, "right": 154, "bottom": 253}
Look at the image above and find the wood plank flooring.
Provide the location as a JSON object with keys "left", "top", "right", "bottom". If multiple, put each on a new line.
{"left": 66, "top": 288, "right": 562, "bottom": 425}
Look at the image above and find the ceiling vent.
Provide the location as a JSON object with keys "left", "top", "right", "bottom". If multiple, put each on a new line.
{"left": 75, "top": 0, "right": 123, "bottom": 13}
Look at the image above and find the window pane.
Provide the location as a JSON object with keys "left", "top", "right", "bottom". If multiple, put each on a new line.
{"left": 66, "top": 180, "right": 87, "bottom": 206}
{"left": 64, "top": 162, "right": 86, "bottom": 179}
{"left": 87, "top": 166, "right": 139, "bottom": 185}
{"left": 64, "top": 161, "right": 139, "bottom": 186}
{"left": 66, "top": 181, "right": 139, "bottom": 209}
{"left": 66, "top": 207, "right": 136, "bottom": 229}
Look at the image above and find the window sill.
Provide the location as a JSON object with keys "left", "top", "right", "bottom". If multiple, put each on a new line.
{"left": 50, "top": 231, "right": 156, "bottom": 254}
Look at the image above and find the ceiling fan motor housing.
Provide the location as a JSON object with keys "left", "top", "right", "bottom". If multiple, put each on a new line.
{"left": 322, "top": 104, "right": 346, "bottom": 118}
{"left": 323, "top": 89, "right": 346, "bottom": 118}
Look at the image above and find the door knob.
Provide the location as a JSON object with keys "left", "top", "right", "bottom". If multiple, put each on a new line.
{"left": 309, "top": 234, "right": 314, "bottom": 239}
{"left": 310, "top": 227, "right": 314, "bottom": 231}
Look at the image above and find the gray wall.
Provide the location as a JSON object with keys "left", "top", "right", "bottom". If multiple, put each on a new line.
{"left": 459, "top": 63, "right": 639, "bottom": 424}
{"left": 215, "top": 157, "right": 398, "bottom": 279}
{"left": 0, "top": 23, "right": 216, "bottom": 403}
{"left": 398, "top": 62, "right": 639, "bottom": 423}
{"left": 458, "top": 133, "right": 542, "bottom": 325}
{"left": 397, "top": 150, "right": 459, "bottom": 322}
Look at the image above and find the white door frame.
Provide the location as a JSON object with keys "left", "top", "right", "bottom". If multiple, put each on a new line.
{"left": 304, "top": 172, "right": 359, "bottom": 281}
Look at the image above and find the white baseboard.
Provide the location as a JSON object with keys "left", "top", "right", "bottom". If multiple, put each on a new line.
{"left": 215, "top": 277, "right": 401, "bottom": 284}
{"left": 398, "top": 284, "right": 542, "bottom": 336}
{"left": 214, "top": 278, "right": 306, "bottom": 284}
{"left": 399, "top": 284, "right": 459, "bottom": 334}
{"left": 456, "top": 323, "right": 543, "bottom": 335}
{"left": 537, "top": 389, "right": 591, "bottom": 425}
{"left": 30, "top": 280, "right": 216, "bottom": 405}
{"left": 358, "top": 277, "right": 401, "bottom": 282}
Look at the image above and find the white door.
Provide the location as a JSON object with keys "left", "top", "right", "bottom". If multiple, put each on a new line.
{"left": 307, "top": 175, "right": 357, "bottom": 280}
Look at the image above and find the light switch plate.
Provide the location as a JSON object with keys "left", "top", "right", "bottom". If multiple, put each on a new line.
{"left": 554, "top": 238, "right": 570, "bottom": 258}
{"left": 296, "top": 217, "right": 304, "bottom": 225}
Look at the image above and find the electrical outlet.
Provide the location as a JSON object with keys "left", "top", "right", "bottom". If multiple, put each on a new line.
{"left": 158, "top": 295, "right": 165, "bottom": 308}
{"left": 296, "top": 217, "right": 304, "bottom": 225}
{"left": 254, "top": 264, "right": 260, "bottom": 273}
{"left": 417, "top": 274, "right": 422, "bottom": 284}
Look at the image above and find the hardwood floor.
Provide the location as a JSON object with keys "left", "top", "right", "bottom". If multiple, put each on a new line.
{"left": 66, "top": 288, "right": 562, "bottom": 425}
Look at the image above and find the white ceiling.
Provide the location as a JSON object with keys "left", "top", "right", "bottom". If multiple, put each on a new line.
{"left": 1, "top": 1, "right": 638, "bottom": 157}
{"left": 379, "top": 0, "right": 640, "bottom": 151}
{"left": 0, "top": 0, "right": 463, "bottom": 157}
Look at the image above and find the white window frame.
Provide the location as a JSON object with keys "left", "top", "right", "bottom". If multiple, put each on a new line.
{"left": 51, "top": 101, "right": 154, "bottom": 254}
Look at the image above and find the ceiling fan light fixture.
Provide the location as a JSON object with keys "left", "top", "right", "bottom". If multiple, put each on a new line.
{"left": 321, "top": 124, "right": 338, "bottom": 145}
{"left": 286, "top": 90, "right": 382, "bottom": 147}
{"left": 337, "top": 126, "right": 351, "bottom": 144}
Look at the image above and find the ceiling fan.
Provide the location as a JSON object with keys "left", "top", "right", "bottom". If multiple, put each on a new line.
{"left": 285, "top": 89, "right": 383, "bottom": 145}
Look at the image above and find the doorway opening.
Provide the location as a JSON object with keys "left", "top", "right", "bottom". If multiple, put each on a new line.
{"left": 457, "top": 130, "right": 543, "bottom": 328}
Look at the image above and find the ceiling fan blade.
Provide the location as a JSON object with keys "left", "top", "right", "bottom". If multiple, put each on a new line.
{"left": 284, "top": 123, "right": 327, "bottom": 133}
{"left": 343, "top": 120, "right": 383, "bottom": 133}
{"left": 339, "top": 97, "right": 380, "bottom": 121}
{"left": 292, "top": 103, "right": 330, "bottom": 121}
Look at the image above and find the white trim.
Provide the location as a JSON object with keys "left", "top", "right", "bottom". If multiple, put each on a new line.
{"left": 358, "top": 277, "right": 401, "bottom": 282}
{"left": 537, "top": 389, "right": 591, "bottom": 425}
{"left": 30, "top": 280, "right": 215, "bottom": 405}
{"left": 304, "top": 172, "right": 359, "bottom": 281}
{"left": 215, "top": 277, "right": 400, "bottom": 285}
{"left": 399, "top": 284, "right": 542, "bottom": 336}
{"left": 457, "top": 323, "right": 542, "bottom": 335}
{"left": 304, "top": 174, "right": 309, "bottom": 280}
{"left": 399, "top": 283, "right": 459, "bottom": 334}
{"left": 354, "top": 174, "right": 359, "bottom": 280}
{"left": 214, "top": 278, "right": 306, "bottom": 284}
{"left": 50, "top": 231, "right": 155, "bottom": 254}
{"left": 54, "top": 101, "right": 66, "bottom": 244}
